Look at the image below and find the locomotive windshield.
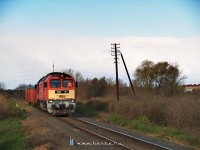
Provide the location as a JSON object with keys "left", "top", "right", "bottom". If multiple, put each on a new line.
{"left": 63, "top": 79, "right": 73, "bottom": 87}
{"left": 50, "top": 79, "right": 61, "bottom": 88}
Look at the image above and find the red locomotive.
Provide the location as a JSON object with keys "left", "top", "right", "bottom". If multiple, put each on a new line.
{"left": 25, "top": 72, "right": 77, "bottom": 115}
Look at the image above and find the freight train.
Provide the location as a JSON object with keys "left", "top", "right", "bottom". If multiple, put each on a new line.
{"left": 25, "top": 72, "right": 77, "bottom": 115}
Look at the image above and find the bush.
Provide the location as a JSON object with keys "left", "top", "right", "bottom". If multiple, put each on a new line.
{"left": 0, "top": 94, "right": 9, "bottom": 120}
{"left": 0, "top": 94, "right": 26, "bottom": 120}
{"left": 7, "top": 100, "right": 26, "bottom": 118}
{"left": 87, "top": 97, "right": 109, "bottom": 111}
{"left": 166, "top": 95, "right": 200, "bottom": 135}
{"left": 85, "top": 94, "right": 200, "bottom": 137}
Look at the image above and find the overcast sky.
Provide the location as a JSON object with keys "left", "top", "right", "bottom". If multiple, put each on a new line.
{"left": 0, "top": 0, "right": 200, "bottom": 89}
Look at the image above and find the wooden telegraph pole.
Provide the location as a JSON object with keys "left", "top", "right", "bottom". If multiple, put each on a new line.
{"left": 111, "top": 44, "right": 136, "bottom": 100}
{"left": 120, "top": 53, "right": 136, "bottom": 98}
{"left": 111, "top": 43, "right": 120, "bottom": 100}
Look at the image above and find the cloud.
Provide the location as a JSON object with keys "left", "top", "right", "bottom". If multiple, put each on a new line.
{"left": 0, "top": 35, "right": 200, "bottom": 88}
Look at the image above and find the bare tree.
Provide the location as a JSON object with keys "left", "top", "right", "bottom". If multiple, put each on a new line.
{"left": 0, "top": 82, "right": 6, "bottom": 90}
{"left": 15, "top": 84, "right": 33, "bottom": 90}
{"left": 63, "top": 68, "right": 84, "bottom": 82}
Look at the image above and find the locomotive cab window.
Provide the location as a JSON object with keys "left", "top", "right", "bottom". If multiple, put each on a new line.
{"left": 50, "top": 79, "right": 61, "bottom": 88}
{"left": 63, "top": 79, "right": 73, "bottom": 87}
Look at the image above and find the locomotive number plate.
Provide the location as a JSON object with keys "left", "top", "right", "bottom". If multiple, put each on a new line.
{"left": 59, "top": 95, "right": 66, "bottom": 98}
{"left": 55, "top": 90, "right": 69, "bottom": 94}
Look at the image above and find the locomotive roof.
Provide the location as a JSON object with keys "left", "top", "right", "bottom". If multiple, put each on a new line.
{"left": 46, "top": 72, "right": 72, "bottom": 77}
{"left": 37, "top": 72, "right": 73, "bottom": 84}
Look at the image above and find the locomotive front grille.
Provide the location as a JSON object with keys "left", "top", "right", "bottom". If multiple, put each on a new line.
{"left": 59, "top": 95, "right": 66, "bottom": 98}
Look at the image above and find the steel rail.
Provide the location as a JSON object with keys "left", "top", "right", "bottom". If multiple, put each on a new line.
{"left": 71, "top": 117, "right": 173, "bottom": 150}
{"left": 59, "top": 118, "right": 134, "bottom": 150}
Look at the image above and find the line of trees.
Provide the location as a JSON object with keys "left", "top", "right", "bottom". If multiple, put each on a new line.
{"left": 64, "top": 59, "right": 186, "bottom": 99}
{"left": 63, "top": 68, "right": 129, "bottom": 100}
{"left": 2, "top": 60, "right": 186, "bottom": 99}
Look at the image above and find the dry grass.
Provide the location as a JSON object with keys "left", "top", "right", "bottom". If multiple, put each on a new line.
{"left": 85, "top": 94, "right": 200, "bottom": 137}
{"left": 0, "top": 93, "right": 9, "bottom": 120}
{"left": 0, "top": 93, "right": 26, "bottom": 120}
{"left": 165, "top": 95, "right": 200, "bottom": 136}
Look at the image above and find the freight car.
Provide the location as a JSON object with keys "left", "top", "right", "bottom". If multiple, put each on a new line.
{"left": 25, "top": 72, "right": 77, "bottom": 115}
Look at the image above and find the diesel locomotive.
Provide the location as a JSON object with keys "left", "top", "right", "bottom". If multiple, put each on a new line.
{"left": 25, "top": 72, "right": 77, "bottom": 115}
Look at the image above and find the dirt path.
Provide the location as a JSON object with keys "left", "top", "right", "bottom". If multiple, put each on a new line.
{"left": 21, "top": 104, "right": 119, "bottom": 150}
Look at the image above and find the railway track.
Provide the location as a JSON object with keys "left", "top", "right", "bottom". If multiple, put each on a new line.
{"left": 4, "top": 94, "right": 25, "bottom": 104}
{"left": 6, "top": 95, "right": 192, "bottom": 150}
{"left": 58, "top": 116, "right": 172, "bottom": 150}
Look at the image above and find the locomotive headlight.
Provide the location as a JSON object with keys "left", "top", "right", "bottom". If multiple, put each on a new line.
{"left": 71, "top": 100, "right": 74, "bottom": 103}
{"left": 49, "top": 100, "right": 53, "bottom": 103}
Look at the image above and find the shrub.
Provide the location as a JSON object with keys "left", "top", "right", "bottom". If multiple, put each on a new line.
{"left": 166, "top": 95, "right": 200, "bottom": 135}
{"left": 86, "top": 94, "right": 200, "bottom": 136}
{"left": 0, "top": 94, "right": 26, "bottom": 120}
{"left": 0, "top": 94, "right": 9, "bottom": 120}
{"left": 87, "top": 97, "right": 109, "bottom": 111}
{"left": 7, "top": 100, "right": 26, "bottom": 118}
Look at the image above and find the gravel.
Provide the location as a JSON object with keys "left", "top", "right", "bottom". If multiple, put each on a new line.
{"left": 22, "top": 105, "right": 121, "bottom": 150}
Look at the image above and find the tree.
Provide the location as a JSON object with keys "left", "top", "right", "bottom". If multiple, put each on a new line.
{"left": 15, "top": 84, "right": 33, "bottom": 90}
{"left": 63, "top": 68, "right": 84, "bottom": 82}
{"left": 63, "top": 68, "right": 75, "bottom": 77}
{"left": 134, "top": 60, "right": 186, "bottom": 96}
{"left": 0, "top": 82, "right": 6, "bottom": 90}
{"left": 134, "top": 60, "right": 155, "bottom": 91}
{"left": 89, "top": 77, "right": 107, "bottom": 98}
{"left": 98, "top": 77, "right": 107, "bottom": 96}
{"left": 63, "top": 68, "right": 88, "bottom": 100}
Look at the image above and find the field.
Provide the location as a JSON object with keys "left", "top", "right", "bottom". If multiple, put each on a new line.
{"left": 1, "top": 86, "right": 200, "bottom": 149}
{"left": 76, "top": 94, "right": 200, "bottom": 149}
{"left": 0, "top": 93, "right": 26, "bottom": 150}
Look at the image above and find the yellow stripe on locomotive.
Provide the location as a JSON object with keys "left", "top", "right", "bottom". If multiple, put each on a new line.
{"left": 48, "top": 90, "right": 75, "bottom": 100}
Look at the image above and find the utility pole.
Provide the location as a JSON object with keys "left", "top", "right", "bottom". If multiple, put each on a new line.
{"left": 120, "top": 53, "right": 136, "bottom": 98}
{"left": 111, "top": 43, "right": 120, "bottom": 100}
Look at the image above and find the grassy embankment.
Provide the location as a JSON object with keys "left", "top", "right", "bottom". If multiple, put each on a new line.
{"left": 0, "top": 93, "right": 26, "bottom": 150}
{"left": 76, "top": 95, "right": 200, "bottom": 149}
